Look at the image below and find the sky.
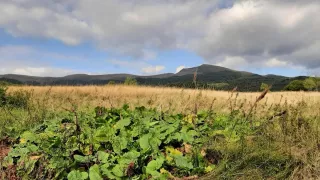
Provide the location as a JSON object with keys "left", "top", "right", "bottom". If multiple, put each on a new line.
{"left": 0, "top": 0, "right": 320, "bottom": 77}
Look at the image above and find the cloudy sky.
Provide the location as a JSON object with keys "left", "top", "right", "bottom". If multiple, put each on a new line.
{"left": 0, "top": 0, "right": 319, "bottom": 77}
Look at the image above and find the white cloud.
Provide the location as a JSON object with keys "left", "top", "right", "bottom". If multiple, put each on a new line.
{"left": 0, "top": 65, "right": 77, "bottom": 77}
{"left": 216, "top": 56, "right": 248, "bottom": 70}
{"left": 0, "top": 0, "right": 320, "bottom": 72}
{"left": 141, "top": 65, "right": 165, "bottom": 74}
{"left": 176, "top": 65, "right": 185, "bottom": 73}
{"left": 10, "top": 67, "right": 75, "bottom": 77}
{"left": 265, "top": 58, "right": 287, "bottom": 68}
{"left": 0, "top": 2, "right": 99, "bottom": 46}
{"left": 190, "top": 0, "right": 320, "bottom": 70}
{"left": 0, "top": 0, "right": 214, "bottom": 57}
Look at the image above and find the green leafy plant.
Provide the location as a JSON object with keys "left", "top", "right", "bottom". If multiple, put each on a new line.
{"left": 2, "top": 105, "right": 251, "bottom": 179}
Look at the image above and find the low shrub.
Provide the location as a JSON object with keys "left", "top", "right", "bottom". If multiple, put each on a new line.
{"left": 0, "top": 85, "right": 7, "bottom": 107}
{"left": 6, "top": 90, "right": 31, "bottom": 109}
{"left": 0, "top": 86, "right": 31, "bottom": 109}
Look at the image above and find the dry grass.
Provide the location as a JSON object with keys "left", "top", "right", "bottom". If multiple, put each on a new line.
{"left": 7, "top": 85, "right": 320, "bottom": 114}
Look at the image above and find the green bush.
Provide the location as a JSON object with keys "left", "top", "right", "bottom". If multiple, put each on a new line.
{"left": 0, "top": 81, "right": 11, "bottom": 86}
{"left": 0, "top": 87, "right": 31, "bottom": 109}
{"left": 260, "top": 83, "right": 269, "bottom": 91}
{"left": 6, "top": 90, "right": 31, "bottom": 109}
{"left": 0, "top": 85, "right": 7, "bottom": 107}
{"left": 124, "top": 77, "right": 138, "bottom": 86}
{"left": 303, "top": 78, "right": 317, "bottom": 91}
{"left": 284, "top": 80, "right": 306, "bottom": 91}
{"left": 107, "top": 81, "right": 116, "bottom": 85}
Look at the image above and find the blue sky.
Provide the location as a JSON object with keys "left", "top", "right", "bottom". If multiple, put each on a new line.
{"left": 0, "top": 29, "right": 204, "bottom": 75}
{"left": 0, "top": 28, "right": 204, "bottom": 76}
{"left": 0, "top": 0, "right": 319, "bottom": 77}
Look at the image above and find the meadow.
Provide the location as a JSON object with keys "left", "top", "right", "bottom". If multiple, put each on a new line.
{"left": 1, "top": 85, "right": 320, "bottom": 179}
{"left": 6, "top": 85, "right": 320, "bottom": 113}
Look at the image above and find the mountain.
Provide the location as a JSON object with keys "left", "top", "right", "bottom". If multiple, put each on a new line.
{"left": 0, "top": 64, "right": 307, "bottom": 91}
{"left": 176, "top": 64, "right": 252, "bottom": 76}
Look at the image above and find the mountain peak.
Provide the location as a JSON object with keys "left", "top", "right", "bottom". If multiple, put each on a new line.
{"left": 175, "top": 64, "right": 238, "bottom": 76}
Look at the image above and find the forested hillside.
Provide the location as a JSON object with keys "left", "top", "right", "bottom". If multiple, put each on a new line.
{"left": 0, "top": 64, "right": 316, "bottom": 91}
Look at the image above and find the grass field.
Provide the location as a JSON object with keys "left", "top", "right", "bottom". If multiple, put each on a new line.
{"left": 1, "top": 85, "right": 320, "bottom": 179}
{"left": 6, "top": 85, "right": 320, "bottom": 113}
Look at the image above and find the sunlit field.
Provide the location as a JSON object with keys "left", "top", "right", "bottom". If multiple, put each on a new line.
{"left": 1, "top": 85, "right": 320, "bottom": 179}
{"left": 7, "top": 85, "right": 320, "bottom": 113}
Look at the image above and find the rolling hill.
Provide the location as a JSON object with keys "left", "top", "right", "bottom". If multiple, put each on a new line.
{"left": 0, "top": 64, "right": 307, "bottom": 91}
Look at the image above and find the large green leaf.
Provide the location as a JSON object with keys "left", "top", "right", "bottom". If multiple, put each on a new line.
{"left": 20, "top": 131, "right": 37, "bottom": 143}
{"left": 174, "top": 155, "right": 193, "bottom": 169}
{"left": 115, "top": 118, "right": 131, "bottom": 129}
{"left": 112, "top": 164, "right": 125, "bottom": 177}
{"left": 131, "top": 126, "right": 141, "bottom": 137}
{"left": 139, "top": 134, "right": 150, "bottom": 151}
{"left": 74, "top": 155, "right": 92, "bottom": 163}
{"left": 94, "top": 126, "right": 115, "bottom": 142}
{"left": 27, "top": 144, "right": 39, "bottom": 152}
{"left": 118, "top": 150, "right": 140, "bottom": 165}
{"left": 9, "top": 147, "right": 30, "bottom": 157}
{"left": 97, "top": 151, "right": 110, "bottom": 164}
{"left": 148, "top": 121, "right": 159, "bottom": 127}
{"left": 100, "top": 164, "right": 114, "bottom": 179}
{"left": 150, "top": 137, "right": 161, "bottom": 152}
{"left": 89, "top": 164, "right": 103, "bottom": 180}
{"left": 181, "top": 130, "right": 198, "bottom": 143}
{"left": 146, "top": 157, "right": 165, "bottom": 177}
{"left": 112, "top": 136, "right": 128, "bottom": 154}
{"left": 147, "top": 158, "right": 164, "bottom": 171}
{"left": 68, "top": 170, "right": 88, "bottom": 180}
{"left": 123, "top": 150, "right": 140, "bottom": 160}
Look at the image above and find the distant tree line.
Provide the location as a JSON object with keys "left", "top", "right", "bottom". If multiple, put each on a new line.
{"left": 2, "top": 75, "right": 320, "bottom": 92}
{"left": 0, "top": 78, "right": 23, "bottom": 86}
{"left": 106, "top": 76, "right": 320, "bottom": 92}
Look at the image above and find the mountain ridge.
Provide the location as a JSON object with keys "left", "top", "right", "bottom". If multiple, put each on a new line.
{"left": 0, "top": 64, "right": 306, "bottom": 91}
{"left": 0, "top": 64, "right": 288, "bottom": 79}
